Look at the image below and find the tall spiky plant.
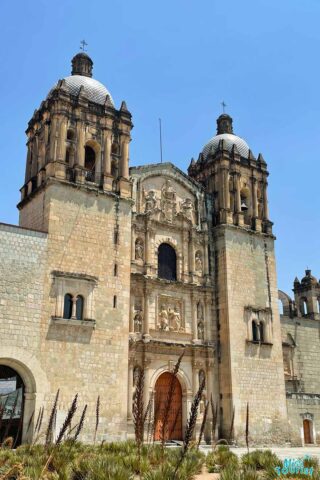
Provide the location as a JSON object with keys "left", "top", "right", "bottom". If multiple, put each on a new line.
{"left": 210, "top": 394, "right": 218, "bottom": 449}
{"left": 45, "top": 389, "right": 60, "bottom": 446}
{"left": 160, "top": 350, "right": 184, "bottom": 447}
{"left": 132, "top": 367, "right": 145, "bottom": 473}
{"left": 93, "top": 395, "right": 100, "bottom": 444}
{"left": 74, "top": 404, "right": 87, "bottom": 442}
{"left": 197, "top": 400, "right": 209, "bottom": 449}
{"left": 229, "top": 406, "right": 235, "bottom": 443}
{"left": 245, "top": 402, "right": 249, "bottom": 453}
{"left": 55, "top": 394, "right": 78, "bottom": 445}
{"left": 173, "top": 376, "right": 206, "bottom": 478}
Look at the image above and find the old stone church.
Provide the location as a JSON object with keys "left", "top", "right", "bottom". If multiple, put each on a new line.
{"left": 0, "top": 52, "right": 319, "bottom": 447}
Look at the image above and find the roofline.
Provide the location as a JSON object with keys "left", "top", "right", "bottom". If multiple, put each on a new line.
{"left": 130, "top": 161, "right": 204, "bottom": 191}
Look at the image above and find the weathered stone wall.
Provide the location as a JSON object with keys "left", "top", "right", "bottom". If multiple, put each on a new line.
{"left": 0, "top": 223, "right": 49, "bottom": 442}
{"left": 281, "top": 315, "right": 320, "bottom": 445}
{"left": 214, "top": 225, "right": 288, "bottom": 444}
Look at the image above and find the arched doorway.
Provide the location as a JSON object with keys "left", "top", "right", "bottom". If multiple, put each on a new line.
{"left": 303, "top": 419, "right": 313, "bottom": 444}
{"left": 0, "top": 365, "right": 25, "bottom": 446}
{"left": 154, "top": 372, "right": 182, "bottom": 441}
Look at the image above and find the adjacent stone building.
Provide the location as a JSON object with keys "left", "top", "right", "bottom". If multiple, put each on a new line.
{"left": 0, "top": 52, "right": 318, "bottom": 446}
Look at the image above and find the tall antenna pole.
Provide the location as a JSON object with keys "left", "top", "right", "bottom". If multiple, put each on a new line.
{"left": 159, "top": 118, "right": 163, "bottom": 163}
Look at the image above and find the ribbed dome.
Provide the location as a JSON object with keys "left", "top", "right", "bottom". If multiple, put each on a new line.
{"left": 202, "top": 113, "right": 250, "bottom": 160}
{"left": 48, "top": 52, "right": 114, "bottom": 106}
{"left": 59, "top": 75, "right": 114, "bottom": 106}
{"left": 202, "top": 133, "right": 250, "bottom": 159}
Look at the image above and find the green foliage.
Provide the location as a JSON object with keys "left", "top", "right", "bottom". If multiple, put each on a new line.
{"left": 206, "top": 445, "right": 239, "bottom": 472}
{"left": 0, "top": 441, "right": 204, "bottom": 480}
{"left": 241, "top": 449, "right": 281, "bottom": 470}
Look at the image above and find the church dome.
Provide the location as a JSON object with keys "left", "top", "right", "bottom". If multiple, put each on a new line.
{"left": 301, "top": 269, "right": 318, "bottom": 286}
{"left": 48, "top": 52, "right": 114, "bottom": 106}
{"left": 202, "top": 114, "right": 250, "bottom": 159}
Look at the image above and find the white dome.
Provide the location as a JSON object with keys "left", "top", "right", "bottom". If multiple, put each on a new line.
{"left": 49, "top": 75, "right": 114, "bottom": 106}
{"left": 202, "top": 133, "right": 250, "bottom": 159}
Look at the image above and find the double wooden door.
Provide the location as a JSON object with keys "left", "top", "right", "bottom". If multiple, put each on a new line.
{"left": 154, "top": 372, "right": 182, "bottom": 441}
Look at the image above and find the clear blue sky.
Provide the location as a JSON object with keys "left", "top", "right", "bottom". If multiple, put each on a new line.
{"left": 0, "top": 0, "right": 319, "bottom": 295}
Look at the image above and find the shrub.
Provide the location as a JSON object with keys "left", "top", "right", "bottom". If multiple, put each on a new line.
{"left": 206, "top": 445, "right": 238, "bottom": 473}
{"left": 241, "top": 449, "right": 280, "bottom": 471}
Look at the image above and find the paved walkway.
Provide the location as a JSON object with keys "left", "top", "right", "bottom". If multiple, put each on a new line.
{"left": 199, "top": 445, "right": 320, "bottom": 460}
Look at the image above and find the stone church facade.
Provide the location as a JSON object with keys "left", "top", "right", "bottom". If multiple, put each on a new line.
{"left": 0, "top": 52, "right": 319, "bottom": 446}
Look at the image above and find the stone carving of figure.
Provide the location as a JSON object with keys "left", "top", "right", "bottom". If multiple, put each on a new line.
{"left": 145, "top": 190, "right": 157, "bottom": 213}
{"left": 197, "top": 321, "right": 204, "bottom": 340}
{"left": 197, "top": 302, "right": 204, "bottom": 322}
{"left": 181, "top": 198, "right": 193, "bottom": 221}
{"left": 170, "top": 306, "right": 181, "bottom": 332}
{"left": 195, "top": 251, "right": 203, "bottom": 274}
{"left": 158, "top": 305, "right": 169, "bottom": 331}
{"left": 133, "top": 311, "right": 143, "bottom": 333}
{"left": 135, "top": 238, "right": 144, "bottom": 261}
{"left": 161, "top": 180, "right": 176, "bottom": 222}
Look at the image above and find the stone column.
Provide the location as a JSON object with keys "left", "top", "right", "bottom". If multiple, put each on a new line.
{"left": 263, "top": 181, "right": 269, "bottom": 219}
{"left": 191, "top": 295, "right": 198, "bottom": 342}
{"left": 188, "top": 232, "right": 195, "bottom": 278}
{"left": 235, "top": 173, "right": 241, "bottom": 213}
{"left": 192, "top": 363, "right": 199, "bottom": 397}
{"left": 145, "top": 226, "right": 153, "bottom": 275}
{"left": 223, "top": 168, "right": 230, "bottom": 209}
{"left": 103, "top": 129, "right": 112, "bottom": 175}
{"left": 204, "top": 297, "right": 211, "bottom": 341}
{"left": 121, "top": 136, "right": 129, "bottom": 178}
{"left": 127, "top": 363, "right": 133, "bottom": 420}
{"left": 203, "top": 239, "right": 209, "bottom": 276}
{"left": 143, "top": 359, "right": 151, "bottom": 414}
{"left": 129, "top": 298, "right": 134, "bottom": 333}
{"left": 252, "top": 177, "right": 258, "bottom": 218}
{"left": 76, "top": 122, "right": 85, "bottom": 167}
{"left": 49, "top": 116, "right": 58, "bottom": 162}
{"left": 58, "top": 117, "right": 67, "bottom": 162}
{"left": 143, "top": 288, "right": 151, "bottom": 338}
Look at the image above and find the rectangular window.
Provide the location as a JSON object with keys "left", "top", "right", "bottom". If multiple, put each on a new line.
{"left": 114, "top": 264, "right": 118, "bottom": 276}
{"left": 113, "top": 295, "right": 117, "bottom": 308}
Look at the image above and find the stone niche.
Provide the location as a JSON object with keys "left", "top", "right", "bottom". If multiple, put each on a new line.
{"left": 156, "top": 295, "right": 185, "bottom": 333}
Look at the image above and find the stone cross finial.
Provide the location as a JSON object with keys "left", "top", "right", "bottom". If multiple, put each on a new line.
{"left": 80, "top": 40, "right": 88, "bottom": 51}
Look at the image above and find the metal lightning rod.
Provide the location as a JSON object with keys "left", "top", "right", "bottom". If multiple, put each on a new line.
{"left": 159, "top": 118, "right": 163, "bottom": 163}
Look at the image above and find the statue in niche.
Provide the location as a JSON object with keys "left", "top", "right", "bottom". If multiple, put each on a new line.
{"left": 197, "top": 302, "right": 204, "bottom": 322}
{"left": 161, "top": 180, "right": 176, "bottom": 222}
{"left": 199, "top": 369, "right": 206, "bottom": 386}
{"left": 195, "top": 251, "right": 203, "bottom": 274}
{"left": 145, "top": 190, "right": 157, "bottom": 213}
{"left": 170, "top": 306, "right": 181, "bottom": 332}
{"left": 133, "top": 310, "right": 143, "bottom": 333}
{"left": 158, "top": 305, "right": 169, "bottom": 331}
{"left": 197, "top": 321, "right": 204, "bottom": 340}
{"left": 181, "top": 198, "right": 193, "bottom": 221}
{"left": 135, "top": 238, "right": 144, "bottom": 261}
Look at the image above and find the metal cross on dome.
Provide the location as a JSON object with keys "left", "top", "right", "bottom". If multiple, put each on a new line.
{"left": 221, "top": 101, "right": 227, "bottom": 113}
{"left": 80, "top": 40, "right": 88, "bottom": 52}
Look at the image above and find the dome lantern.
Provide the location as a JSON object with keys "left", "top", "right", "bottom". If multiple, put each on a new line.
{"left": 217, "top": 114, "right": 233, "bottom": 135}
{"left": 71, "top": 52, "right": 93, "bottom": 78}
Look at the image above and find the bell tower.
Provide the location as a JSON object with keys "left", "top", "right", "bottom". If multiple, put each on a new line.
{"left": 15, "top": 54, "right": 134, "bottom": 438}
{"left": 189, "top": 114, "right": 288, "bottom": 444}
{"left": 19, "top": 52, "right": 133, "bottom": 230}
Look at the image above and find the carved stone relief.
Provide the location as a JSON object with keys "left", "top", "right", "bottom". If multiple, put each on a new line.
{"left": 181, "top": 197, "right": 193, "bottom": 222}
{"left": 197, "top": 302, "right": 204, "bottom": 340}
{"left": 135, "top": 238, "right": 144, "bottom": 261}
{"left": 160, "top": 180, "right": 176, "bottom": 222}
{"left": 145, "top": 190, "right": 157, "bottom": 213}
{"left": 157, "top": 295, "right": 184, "bottom": 332}
{"left": 195, "top": 251, "right": 203, "bottom": 274}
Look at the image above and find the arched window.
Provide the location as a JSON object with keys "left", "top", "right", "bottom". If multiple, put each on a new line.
{"left": 63, "top": 294, "right": 73, "bottom": 319}
{"left": 252, "top": 320, "right": 259, "bottom": 342}
{"left": 158, "top": 243, "right": 177, "bottom": 281}
{"left": 76, "top": 295, "right": 84, "bottom": 320}
{"left": 300, "top": 298, "right": 308, "bottom": 316}
{"left": 65, "top": 147, "right": 70, "bottom": 164}
{"left": 84, "top": 145, "right": 96, "bottom": 181}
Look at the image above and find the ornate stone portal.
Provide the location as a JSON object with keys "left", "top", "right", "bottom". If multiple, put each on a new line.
{"left": 157, "top": 296, "right": 184, "bottom": 332}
